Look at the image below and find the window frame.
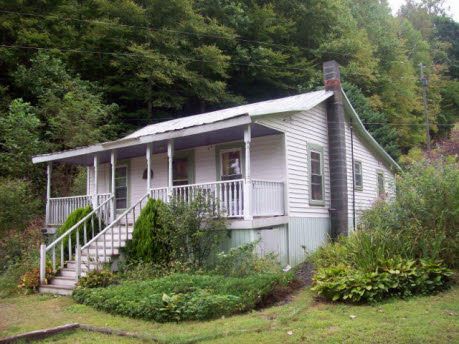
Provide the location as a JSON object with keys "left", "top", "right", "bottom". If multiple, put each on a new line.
{"left": 308, "top": 143, "right": 325, "bottom": 206}
{"left": 215, "top": 142, "right": 245, "bottom": 181}
{"left": 377, "top": 170, "right": 385, "bottom": 198}
{"left": 354, "top": 160, "right": 363, "bottom": 191}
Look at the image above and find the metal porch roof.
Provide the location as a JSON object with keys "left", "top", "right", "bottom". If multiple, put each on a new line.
{"left": 124, "top": 90, "right": 333, "bottom": 139}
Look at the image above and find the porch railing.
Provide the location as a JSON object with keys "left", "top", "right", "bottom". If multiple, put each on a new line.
{"left": 171, "top": 179, "right": 245, "bottom": 217}
{"left": 40, "top": 195, "right": 114, "bottom": 283}
{"left": 46, "top": 193, "right": 112, "bottom": 226}
{"left": 252, "top": 180, "right": 285, "bottom": 217}
{"left": 150, "top": 179, "right": 284, "bottom": 218}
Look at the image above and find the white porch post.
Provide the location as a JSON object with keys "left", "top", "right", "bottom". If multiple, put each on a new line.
{"left": 86, "top": 166, "right": 90, "bottom": 195}
{"left": 167, "top": 139, "right": 174, "bottom": 201}
{"left": 93, "top": 155, "right": 99, "bottom": 208}
{"left": 45, "top": 162, "right": 52, "bottom": 226}
{"left": 146, "top": 143, "right": 152, "bottom": 195}
{"left": 110, "top": 150, "right": 116, "bottom": 222}
{"left": 244, "top": 124, "right": 253, "bottom": 220}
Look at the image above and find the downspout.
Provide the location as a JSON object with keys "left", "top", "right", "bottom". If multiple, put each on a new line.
{"left": 350, "top": 119, "right": 356, "bottom": 231}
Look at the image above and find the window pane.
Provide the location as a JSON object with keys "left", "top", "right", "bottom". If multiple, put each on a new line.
{"left": 311, "top": 152, "right": 321, "bottom": 175}
{"left": 115, "top": 167, "right": 126, "bottom": 177}
{"left": 115, "top": 178, "right": 126, "bottom": 188}
{"left": 221, "top": 150, "right": 241, "bottom": 177}
{"left": 173, "top": 158, "right": 188, "bottom": 181}
{"left": 116, "top": 198, "right": 126, "bottom": 209}
{"left": 311, "top": 175, "right": 322, "bottom": 184}
{"left": 311, "top": 183, "right": 323, "bottom": 201}
{"left": 378, "top": 173, "right": 385, "bottom": 196}
{"left": 354, "top": 162, "right": 363, "bottom": 189}
{"left": 115, "top": 187, "right": 127, "bottom": 199}
{"left": 311, "top": 159, "right": 321, "bottom": 175}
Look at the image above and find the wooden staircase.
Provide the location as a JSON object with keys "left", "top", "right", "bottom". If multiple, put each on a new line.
{"left": 39, "top": 224, "right": 134, "bottom": 295}
{"left": 38, "top": 193, "right": 150, "bottom": 296}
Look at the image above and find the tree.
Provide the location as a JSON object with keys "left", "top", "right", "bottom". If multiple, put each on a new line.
{"left": 13, "top": 52, "right": 118, "bottom": 150}
{"left": 343, "top": 83, "right": 400, "bottom": 159}
{"left": 0, "top": 99, "right": 42, "bottom": 181}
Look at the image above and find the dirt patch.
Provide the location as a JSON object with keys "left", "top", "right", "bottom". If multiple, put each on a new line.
{"left": 294, "top": 261, "right": 315, "bottom": 286}
{"left": 255, "top": 262, "right": 316, "bottom": 309}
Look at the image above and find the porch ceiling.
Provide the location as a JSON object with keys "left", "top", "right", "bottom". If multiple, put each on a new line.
{"left": 38, "top": 123, "right": 280, "bottom": 166}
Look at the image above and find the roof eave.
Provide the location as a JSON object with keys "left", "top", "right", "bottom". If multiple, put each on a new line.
{"left": 32, "top": 114, "right": 251, "bottom": 164}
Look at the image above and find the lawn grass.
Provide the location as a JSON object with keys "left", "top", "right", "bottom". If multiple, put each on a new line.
{"left": 1, "top": 286, "right": 458, "bottom": 343}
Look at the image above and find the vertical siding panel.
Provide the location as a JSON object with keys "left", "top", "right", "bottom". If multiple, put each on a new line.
{"left": 288, "top": 217, "right": 330, "bottom": 265}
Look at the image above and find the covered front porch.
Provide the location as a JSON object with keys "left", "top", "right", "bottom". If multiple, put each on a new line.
{"left": 40, "top": 119, "right": 286, "bottom": 229}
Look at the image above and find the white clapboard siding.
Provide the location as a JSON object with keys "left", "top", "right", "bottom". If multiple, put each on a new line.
{"left": 344, "top": 121, "right": 396, "bottom": 224}
{"left": 255, "top": 103, "right": 331, "bottom": 217}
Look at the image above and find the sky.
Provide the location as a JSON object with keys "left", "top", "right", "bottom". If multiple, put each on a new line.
{"left": 387, "top": 0, "right": 459, "bottom": 21}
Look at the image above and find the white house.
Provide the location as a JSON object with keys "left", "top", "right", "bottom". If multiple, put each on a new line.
{"left": 33, "top": 61, "right": 399, "bottom": 295}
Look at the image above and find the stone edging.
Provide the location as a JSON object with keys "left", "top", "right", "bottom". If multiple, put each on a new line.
{"left": 0, "top": 323, "right": 160, "bottom": 343}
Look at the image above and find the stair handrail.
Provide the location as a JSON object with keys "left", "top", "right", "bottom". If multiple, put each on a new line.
{"left": 46, "top": 195, "right": 114, "bottom": 252}
{"left": 77, "top": 192, "right": 150, "bottom": 277}
{"left": 40, "top": 194, "right": 114, "bottom": 284}
{"left": 81, "top": 192, "right": 150, "bottom": 252}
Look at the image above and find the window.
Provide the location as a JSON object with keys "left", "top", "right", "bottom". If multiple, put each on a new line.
{"left": 115, "top": 166, "right": 128, "bottom": 209}
{"left": 377, "top": 171, "right": 385, "bottom": 197}
{"left": 309, "top": 145, "right": 324, "bottom": 205}
{"left": 354, "top": 161, "right": 363, "bottom": 190}
{"left": 173, "top": 158, "right": 189, "bottom": 186}
{"left": 220, "top": 149, "right": 242, "bottom": 181}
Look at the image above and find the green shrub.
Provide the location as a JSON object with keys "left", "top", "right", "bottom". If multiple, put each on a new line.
{"left": 126, "top": 194, "right": 227, "bottom": 269}
{"left": 55, "top": 205, "right": 103, "bottom": 260}
{"left": 312, "top": 258, "right": 452, "bottom": 303}
{"left": 359, "top": 159, "right": 459, "bottom": 267}
{"left": 310, "top": 159, "right": 457, "bottom": 303}
{"left": 0, "top": 178, "right": 40, "bottom": 236}
{"left": 118, "top": 260, "right": 195, "bottom": 281}
{"left": 125, "top": 198, "right": 171, "bottom": 264}
{"left": 77, "top": 269, "right": 118, "bottom": 288}
{"left": 73, "top": 272, "right": 293, "bottom": 322}
{"left": 214, "top": 242, "right": 281, "bottom": 277}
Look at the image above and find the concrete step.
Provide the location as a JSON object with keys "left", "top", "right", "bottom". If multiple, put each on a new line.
{"left": 50, "top": 276, "right": 77, "bottom": 287}
{"left": 59, "top": 268, "right": 76, "bottom": 278}
{"left": 82, "top": 248, "right": 120, "bottom": 256}
{"left": 66, "top": 260, "right": 102, "bottom": 271}
{"left": 39, "top": 284, "right": 74, "bottom": 296}
{"left": 85, "top": 240, "right": 127, "bottom": 249}
{"left": 80, "top": 255, "right": 114, "bottom": 264}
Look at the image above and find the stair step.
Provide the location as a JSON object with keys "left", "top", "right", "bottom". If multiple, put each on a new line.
{"left": 39, "top": 284, "right": 74, "bottom": 296}
{"left": 50, "top": 276, "right": 77, "bottom": 287}
{"left": 80, "top": 255, "right": 114, "bottom": 263}
{"left": 59, "top": 269, "right": 76, "bottom": 278}
{"left": 82, "top": 248, "right": 120, "bottom": 256}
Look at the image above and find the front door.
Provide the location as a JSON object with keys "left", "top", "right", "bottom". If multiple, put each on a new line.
{"left": 115, "top": 165, "right": 128, "bottom": 211}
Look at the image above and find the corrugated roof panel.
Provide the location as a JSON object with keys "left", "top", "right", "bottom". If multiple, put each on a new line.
{"left": 125, "top": 90, "right": 333, "bottom": 139}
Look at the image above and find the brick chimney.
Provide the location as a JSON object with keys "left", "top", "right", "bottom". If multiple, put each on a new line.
{"left": 323, "top": 61, "right": 348, "bottom": 238}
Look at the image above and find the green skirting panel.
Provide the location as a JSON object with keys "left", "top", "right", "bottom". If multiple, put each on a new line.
{"left": 221, "top": 229, "right": 256, "bottom": 252}
{"left": 288, "top": 217, "right": 330, "bottom": 266}
{"left": 221, "top": 227, "right": 289, "bottom": 266}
